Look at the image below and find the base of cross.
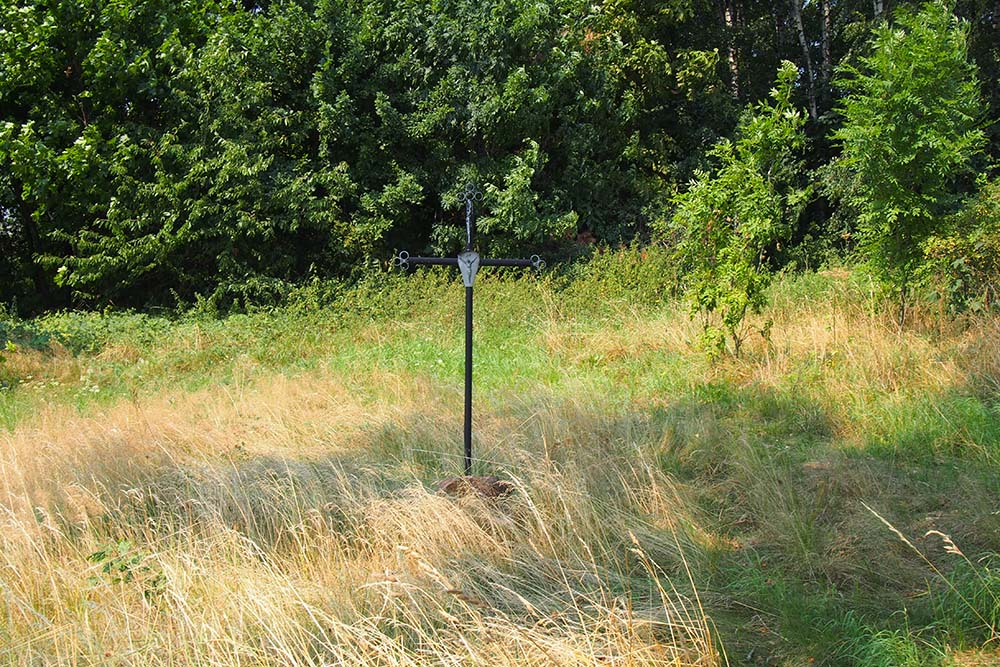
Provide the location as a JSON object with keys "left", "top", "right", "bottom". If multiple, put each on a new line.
{"left": 435, "top": 475, "right": 515, "bottom": 499}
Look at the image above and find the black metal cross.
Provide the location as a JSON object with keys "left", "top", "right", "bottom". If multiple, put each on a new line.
{"left": 394, "top": 183, "right": 544, "bottom": 475}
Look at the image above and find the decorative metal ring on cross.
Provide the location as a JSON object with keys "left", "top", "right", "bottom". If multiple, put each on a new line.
{"left": 394, "top": 250, "right": 410, "bottom": 270}
{"left": 531, "top": 254, "right": 546, "bottom": 270}
{"left": 460, "top": 183, "right": 484, "bottom": 203}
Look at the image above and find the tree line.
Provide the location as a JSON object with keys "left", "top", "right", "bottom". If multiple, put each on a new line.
{"left": 1, "top": 0, "right": 997, "bottom": 318}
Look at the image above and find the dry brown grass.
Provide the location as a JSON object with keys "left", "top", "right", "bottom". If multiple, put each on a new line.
{"left": 0, "top": 364, "right": 723, "bottom": 666}
{"left": 0, "top": 345, "right": 84, "bottom": 389}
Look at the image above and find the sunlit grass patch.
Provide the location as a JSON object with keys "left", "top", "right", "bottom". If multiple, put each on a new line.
{"left": 0, "top": 367, "right": 723, "bottom": 666}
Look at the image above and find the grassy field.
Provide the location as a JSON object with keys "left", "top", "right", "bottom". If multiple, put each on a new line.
{"left": 2, "top": 248, "right": 999, "bottom": 666}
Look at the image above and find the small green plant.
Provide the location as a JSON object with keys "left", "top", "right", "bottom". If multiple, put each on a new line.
{"left": 87, "top": 540, "right": 166, "bottom": 602}
{"left": 663, "top": 61, "right": 810, "bottom": 357}
{"left": 0, "top": 310, "right": 52, "bottom": 351}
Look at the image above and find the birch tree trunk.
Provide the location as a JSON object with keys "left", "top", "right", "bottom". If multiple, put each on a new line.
{"left": 722, "top": 0, "right": 741, "bottom": 98}
{"left": 791, "top": 0, "right": 818, "bottom": 119}
{"left": 821, "top": 0, "right": 832, "bottom": 106}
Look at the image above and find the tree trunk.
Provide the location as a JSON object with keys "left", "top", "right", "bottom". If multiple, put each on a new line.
{"left": 821, "top": 0, "right": 832, "bottom": 107}
{"left": 873, "top": 0, "right": 884, "bottom": 19}
{"left": 791, "top": 0, "right": 818, "bottom": 119}
{"left": 722, "top": 0, "right": 741, "bottom": 98}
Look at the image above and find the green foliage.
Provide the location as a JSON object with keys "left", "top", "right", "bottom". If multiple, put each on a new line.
{"left": 920, "top": 177, "right": 1000, "bottom": 314}
{"left": 476, "top": 140, "right": 578, "bottom": 255}
{"left": 662, "top": 62, "right": 810, "bottom": 356}
{"left": 827, "top": 0, "right": 987, "bottom": 324}
{"left": 88, "top": 539, "right": 167, "bottom": 602}
{"left": 0, "top": 0, "right": 732, "bottom": 310}
{"left": 559, "top": 244, "right": 679, "bottom": 312}
{"left": 54, "top": 2, "right": 352, "bottom": 308}
{"left": 0, "top": 307, "right": 53, "bottom": 351}
{"left": 1, "top": 0, "right": 999, "bottom": 313}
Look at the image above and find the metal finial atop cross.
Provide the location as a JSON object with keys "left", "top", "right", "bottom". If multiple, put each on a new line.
{"left": 459, "top": 182, "right": 483, "bottom": 249}
{"left": 394, "top": 184, "right": 544, "bottom": 475}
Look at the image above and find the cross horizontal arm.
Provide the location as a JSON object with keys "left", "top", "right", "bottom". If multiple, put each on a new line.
{"left": 394, "top": 251, "right": 544, "bottom": 272}
{"left": 407, "top": 257, "right": 536, "bottom": 268}
{"left": 405, "top": 256, "right": 458, "bottom": 266}
{"left": 481, "top": 258, "right": 535, "bottom": 268}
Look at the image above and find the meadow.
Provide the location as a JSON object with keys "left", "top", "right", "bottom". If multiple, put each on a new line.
{"left": 2, "top": 248, "right": 999, "bottom": 666}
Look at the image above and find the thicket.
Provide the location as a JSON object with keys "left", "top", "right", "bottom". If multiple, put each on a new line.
{"left": 0, "top": 0, "right": 997, "bottom": 317}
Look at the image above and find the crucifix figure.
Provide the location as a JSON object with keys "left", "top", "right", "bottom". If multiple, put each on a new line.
{"left": 394, "top": 183, "right": 544, "bottom": 475}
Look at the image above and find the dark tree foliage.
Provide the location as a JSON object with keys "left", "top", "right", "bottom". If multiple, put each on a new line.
{"left": 0, "top": 0, "right": 735, "bottom": 309}
{"left": 955, "top": 0, "right": 1000, "bottom": 161}
{"left": 0, "top": 0, "right": 997, "bottom": 312}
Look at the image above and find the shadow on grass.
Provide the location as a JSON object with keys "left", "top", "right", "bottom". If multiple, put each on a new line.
{"left": 641, "top": 380, "right": 1000, "bottom": 665}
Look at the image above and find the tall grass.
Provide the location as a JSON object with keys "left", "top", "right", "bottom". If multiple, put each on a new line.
{"left": 2, "top": 250, "right": 999, "bottom": 664}
{"left": 1, "top": 358, "right": 722, "bottom": 665}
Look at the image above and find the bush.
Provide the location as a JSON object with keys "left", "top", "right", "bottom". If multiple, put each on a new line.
{"left": 920, "top": 178, "right": 1000, "bottom": 314}
{"left": 660, "top": 61, "right": 810, "bottom": 357}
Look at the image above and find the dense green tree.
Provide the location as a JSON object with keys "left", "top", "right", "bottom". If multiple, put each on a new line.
{"left": 58, "top": 2, "right": 349, "bottom": 307}
{"left": 828, "top": 0, "right": 986, "bottom": 326}
{"left": 2, "top": 0, "right": 734, "bottom": 309}
{"left": 311, "top": 0, "right": 728, "bottom": 257}
{"left": 0, "top": 0, "right": 228, "bottom": 308}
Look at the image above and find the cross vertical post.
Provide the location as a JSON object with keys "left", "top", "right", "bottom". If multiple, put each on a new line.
{"left": 464, "top": 282, "right": 473, "bottom": 473}
{"left": 394, "top": 183, "right": 544, "bottom": 475}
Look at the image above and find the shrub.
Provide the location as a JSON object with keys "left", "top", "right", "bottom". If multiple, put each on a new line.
{"left": 827, "top": 0, "right": 986, "bottom": 327}
{"left": 920, "top": 177, "right": 1000, "bottom": 314}
{"left": 661, "top": 61, "right": 810, "bottom": 357}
